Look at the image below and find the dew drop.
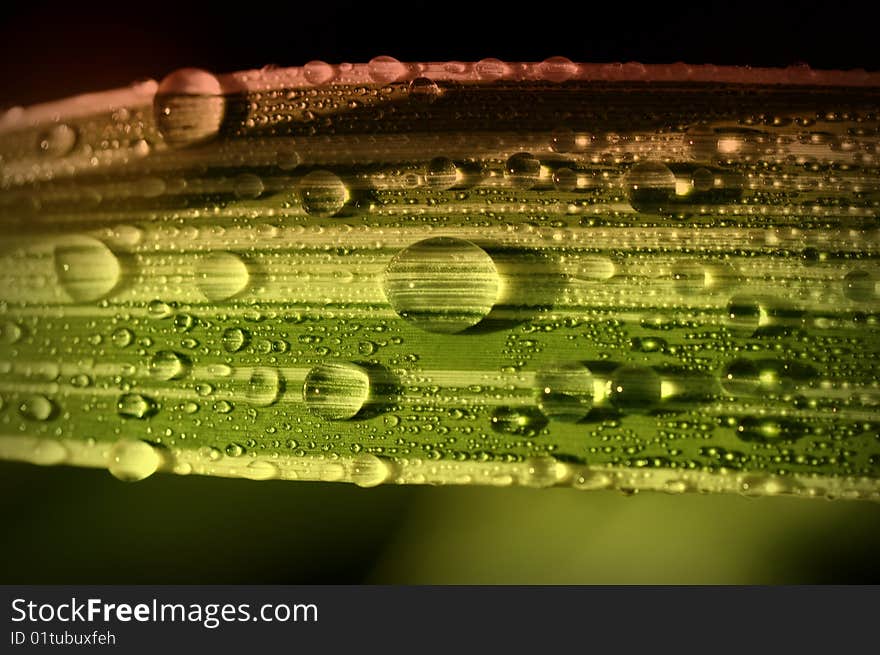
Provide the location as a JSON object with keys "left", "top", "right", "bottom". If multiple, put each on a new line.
{"left": 233, "top": 173, "right": 264, "bottom": 199}
{"left": 425, "top": 156, "right": 459, "bottom": 190}
{"left": 18, "top": 394, "right": 56, "bottom": 421}
{"left": 538, "top": 56, "right": 578, "bottom": 82}
{"left": 38, "top": 123, "right": 77, "bottom": 157}
{"left": 0, "top": 320, "right": 23, "bottom": 344}
{"left": 350, "top": 453, "right": 391, "bottom": 487}
{"left": 490, "top": 406, "right": 548, "bottom": 436}
{"left": 552, "top": 167, "right": 578, "bottom": 191}
{"left": 474, "top": 58, "right": 509, "bottom": 80}
{"left": 843, "top": 269, "right": 878, "bottom": 302}
{"left": 244, "top": 460, "right": 278, "bottom": 481}
{"left": 570, "top": 255, "right": 615, "bottom": 281}
{"left": 383, "top": 237, "right": 500, "bottom": 334}
{"left": 148, "top": 299, "right": 173, "bottom": 319}
{"left": 54, "top": 237, "right": 121, "bottom": 302}
{"left": 408, "top": 77, "right": 441, "bottom": 102}
{"left": 303, "top": 362, "right": 371, "bottom": 420}
{"left": 222, "top": 327, "right": 250, "bottom": 353}
{"left": 30, "top": 439, "right": 67, "bottom": 466}
{"left": 625, "top": 162, "right": 677, "bottom": 213}
{"left": 108, "top": 438, "right": 161, "bottom": 481}
{"left": 303, "top": 60, "right": 335, "bottom": 85}
{"left": 148, "top": 350, "right": 189, "bottom": 380}
{"left": 522, "top": 456, "right": 569, "bottom": 488}
{"left": 505, "top": 152, "right": 541, "bottom": 189}
{"left": 608, "top": 365, "right": 662, "bottom": 413}
{"left": 297, "top": 170, "right": 348, "bottom": 217}
{"left": 535, "top": 363, "right": 594, "bottom": 422}
{"left": 154, "top": 68, "right": 224, "bottom": 147}
{"left": 368, "top": 56, "right": 406, "bottom": 84}
{"left": 117, "top": 393, "right": 157, "bottom": 419}
{"left": 195, "top": 251, "right": 250, "bottom": 300}
{"left": 246, "top": 367, "right": 282, "bottom": 406}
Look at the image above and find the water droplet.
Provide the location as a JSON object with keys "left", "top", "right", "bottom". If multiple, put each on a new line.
{"left": 368, "top": 56, "right": 406, "bottom": 84}
{"left": 538, "top": 56, "right": 578, "bottom": 82}
{"left": 474, "top": 58, "right": 509, "bottom": 80}
{"left": 117, "top": 393, "right": 157, "bottom": 419}
{"left": 505, "top": 152, "right": 541, "bottom": 189}
{"left": 225, "top": 443, "right": 245, "bottom": 457}
{"left": 38, "top": 123, "right": 77, "bottom": 157}
{"left": 222, "top": 327, "right": 250, "bottom": 353}
{"left": 276, "top": 147, "right": 302, "bottom": 170}
{"left": 383, "top": 237, "right": 500, "bottom": 334}
{"left": 30, "top": 439, "right": 67, "bottom": 465}
{"left": 303, "top": 362, "right": 371, "bottom": 420}
{"left": 303, "top": 60, "right": 335, "bottom": 85}
{"left": 570, "top": 256, "right": 615, "bottom": 281}
{"left": 721, "top": 359, "right": 761, "bottom": 396}
{"left": 736, "top": 417, "right": 806, "bottom": 443}
{"left": 608, "top": 365, "right": 661, "bottom": 413}
{"left": 110, "top": 327, "right": 133, "bottom": 347}
{"left": 425, "top": 156, "right": 458, "bottom": 190}
{"left": 18, "top": 394, "right": 56, "bottom": 421}
{"left": 625, "top": 162, "right": 677, "bottom": 213}
{"left": 0, "top": 320, "right": 23, "bottom": 344}
{"left": 843, "top": 269, "right": 877, "bottom": 302}
{"left": 154, "top": 68, "right": 224, "bottom": 147}
{"left": 148, "top": 350, "right": 189, "bottom": 380}
{"left": 298, "top": 170, "right": 348, "bottom": 217}
{"left": 195, "top": 251, "right": 250, "bottom": 300}
{"left": 553, "top": 167, "right": 578, "bottom": 191}
{"left": 108, "top": 438, "right": 161, "bottom": 481}
{"left": 54, "top": 237, "right": 121, "bottom": 302}
{"left": 691, "top": 167, "right": 715, "bottom": 191}
{"left": 535, "top": 364, "right": 594, "bottom": 422}
{"left": 148, "top": 299, "right": 173, "bottom": 319}
{"left": 408, "top": 77, "right": 441, "bottom": 102}
{"left": 233, "top": 173, "right": 264, "bottom": 199}
{"left": 246, "top": 367, "right": 282, "bottom": 406}
{"left": 522, "top": 456, "right": 569, "bottom": 488}
{"left": 244, "top": 460, "right": 278, "bottom": 480}
{"left": 490, "top": 406, "right": 548, "bottom": 436}
{"left": 350, "top": 453, "right": 391, "bottom": 487}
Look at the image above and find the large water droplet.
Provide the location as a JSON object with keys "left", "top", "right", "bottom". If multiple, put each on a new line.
{"left": 246, "top": 367, "right": 282, "bottom": 406}
{"left": 625, "top": 162, "right": 677, "bottom": 213}
{"left": 383, "top": 237, "right": 500, "bottom": 333}
{"left": 38, "top": 123, "right": 77, "bottom": 157}
{"left": 195, "top": 251, "right": 250, "bottom": 300}
{"left": 297, "top": 170, "right": 348, "bottom": 217}
{"left": 148, "top": 350, "right": 190, "bottom": 380}
{"left": 368, "top": 56, "right": 406, "bottom": 84}
{"left": 409, "top": 77, "right": 441, "bottom": 102}
{"left": 538, "top": 56, "right": 578, "bottom": 82}
{"left": 350, "top": 453, "right": 392, "bottom": 487}
{"left": 54, "top": 237, "right": 121, "bottom": 302}
{"left": 222, "top": 326, "right": 250, "bottom": 352}
{"left": 425, "top": 156, "right": 459, "bottom": 190}
{"left": 117, "top": 393, "right": 157, "bottom": 419}
{"left": 233, "top": 173, "right": 264, "bottom": 199}
{"left": 490, "top": 406, "right": 548, "bottom": 436}
{"left": 303, "top": 60, "right": 335, "bottom": 85}
{"left": 535, "top": 364, "right": 594, "bottom": 422}
{"left": 843, "top": 269, "right": 878, "bottom": 302}
{"left": 505, "top": 152, "right": 541, "bottom": 189}
{"left": 154, "top": 68, "right": 225, "bottom": 147}
{"left": 29, "top": 439, "right": 68, "bottom": 465}
{"left": 608, "top": 365, "right": 662, "bottom": 413}
{"left": 108, "top": 438, "right": 161, "bottom": 481}
{"left": 18, "top": 394, "right": 56, "bottom": 421}
{"left": 0, "top": 320, "right": 23, "bottom": 344}
{"left": 303, "top": 362, "right": 371, "bottom": 420}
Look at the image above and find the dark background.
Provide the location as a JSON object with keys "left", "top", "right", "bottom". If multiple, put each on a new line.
{"left": 1, "top": 1, "right": 879, "bottom": 106}
{"left": 2, "top": 0, "right": 880, "bottom": 584}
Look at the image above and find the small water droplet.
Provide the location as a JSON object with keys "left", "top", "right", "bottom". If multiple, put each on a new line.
{"left": 30, "top": 439, "right": 67, "bottom": 466}
{"left": 233, "top": 173, "right": 264, "bottom": 199}
{"left": 54, "top": 237, "right": 121, "bottom": 302}
{"left": 490, "top": 406, "right": 548, "bottom": 436}
{"left": 383, "top": 237, "right": 500, "bottom": 333}
{"left": 38, "top": 123, "right": 77, "bottom": 157}
{"left": 244, "top": 460, "right": 278, "bottom": 480}
{"left": 225, "top": 443, "right": 245, "bottom": 457}
{"left": 148, "top": 299, "right": 173, "bottom": 319}
{"left": 303, "top": 60, "right": 335, "bottom": 85}
{"left": 297, "top": 170, "right": 348, "bottom": 217}
{"left": 522, "top": 456, "right": 569, "bottom": 488}
{"left": 538, "top": 56, "right": 578, "bottom": 82}
{"left": 108, "top": 438, "right": 161, "bottom": 481}
{"left": 0, "top": 320, "right": 23, "bottom": 344}
{"left": 425, "top": 156, "right": 458, "bottom": 190}
{"left": 408, "top": 76, "right": 441, "bottom": 102}
{"left": 195, "top": 251, "right": 250, "bottom": 300}
{"left": 303, "top": 362, "right": 371, "bottom": 420}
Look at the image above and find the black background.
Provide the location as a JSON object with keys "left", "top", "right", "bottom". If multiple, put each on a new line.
{"left": 1, "top": 0, "right": 879, "bottom": 105}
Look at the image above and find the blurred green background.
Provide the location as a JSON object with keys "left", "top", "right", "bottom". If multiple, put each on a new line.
{"left": 3, "top": 461, "right": 879, "bottom": 583}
